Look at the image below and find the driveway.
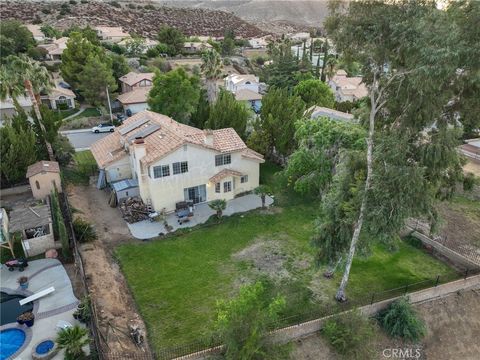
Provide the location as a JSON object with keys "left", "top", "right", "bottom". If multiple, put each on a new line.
{"left": 61, "top": 129, "right": 110, "bottom": 151}
{"left": 127, "top": 194, "right": 274, "bottom": 240}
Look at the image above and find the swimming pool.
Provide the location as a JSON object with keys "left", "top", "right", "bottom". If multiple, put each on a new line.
{"left": 36, "top": 340, "right": 54, "bottom": 354}
{"left": 0, "top": 292, "right": 34, "bottom": 326}
{"left": 0, "top": 328, "right": 26, "bottom": 360}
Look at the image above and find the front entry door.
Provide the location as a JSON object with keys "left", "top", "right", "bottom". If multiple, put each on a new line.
{"left": 184, "top": 185, "right": 207, "bottom": 204}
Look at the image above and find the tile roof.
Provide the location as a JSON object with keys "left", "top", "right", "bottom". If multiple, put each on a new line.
{"left": 225, "top": 74, "right": 259, "bottom": 85}
{"left": 307, "top": 106, "right": 354, "bottom": 122}
{"left": 119, "top": 72, "right": 155, "bottom": 87}
{"left": 234, "top": 89, "right": 262, "bottom": 101}
{"left": 117, "top": 87, "right": 150, "bottom": 104}
{"left": 209, "top": 169, "right": 244, "bottom": 183}
{"left": 329, "top": 70, "right": 368, "bottom": 99}
{"left": 241, "top": 148, "right": 264, "bottom": 162}
{"left": 91, "top": 110, "right": 261, "bottom": 169}
{"left": 26, "top": 161, "right": 60, "bottom": 178}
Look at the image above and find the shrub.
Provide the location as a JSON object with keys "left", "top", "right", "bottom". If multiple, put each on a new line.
{"left": 73, "top": 218, "right": 97, "bottom": 243}
{"left": 108, "top": 1, "right": 121, "bottom": 8}
{"left": 128, "top": 3, "right": 136, "bottom": 9}
{"left": 69, "top": 0, "right": 77, "bottom": 5}
{"left": 32, "top": 16, "right": 42, "bottom": 25}
{"left": 41, "top": 8, "right": 51, "bottom": 14}
{"left": 377, "top": 297, "right": 426, "bottom": 342}
{"left": 56, "top": 325, "right": 89, "bottom": 360}
{"left": 322, "top": 309, "right": 376, "bottom": 359}
{"left": 81, "top": 0, "right": 88, "bottom": 3}
{"left": 463, "top": 172, "right": 475, "bottom": 191}
{"left": 223, "top": 57, "right": 231, "bottom": 66}
{"left": 144, "top": 4, "right": 155, "bottom": 10}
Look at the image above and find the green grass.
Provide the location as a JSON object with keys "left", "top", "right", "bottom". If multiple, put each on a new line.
{"left": 115, "top": 162, "right": 458, "bottom": 351}
{"left": 56, "top": 107, "right": 79, "bottom": 120}
{"left": 68, "top": 107, "right": 101, "bottom": 121}
{"left": 62, "top": 150, "right": 97, "bottom": 185}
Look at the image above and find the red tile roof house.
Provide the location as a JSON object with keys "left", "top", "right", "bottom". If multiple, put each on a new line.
{"left": 90, "top": 110, "right": 264, "bottom": 212}
{"left": 117, "top": 72, "right": 154, "bottom": 115}
{"left": 328, "top": 70, "right": 369, "bottom": 102}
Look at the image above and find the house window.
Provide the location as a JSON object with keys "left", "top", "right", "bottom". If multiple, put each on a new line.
{"left": 153, "top": 165, "right": 170, "bottom": 178}
{"left": 215, "top": 154, "right": 231, "bottom": 166}
{"left": 224, "top": 181, "right": 232, "bottom": 193}
{"left": 173, "top": 161, "right": 188, "bottom": 175}
{"left": 240, "top": 175, "right": 248, "bottom": 183}
{"left": 215, "top": 183, "right": 221, "bottom": 193}
{"left": 35, "top": 180, "right": 40, "bottom": 190}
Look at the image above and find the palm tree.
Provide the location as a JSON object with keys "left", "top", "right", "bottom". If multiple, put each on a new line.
{"left": 208, "top": 199, "right": 227, "bottom": 220}
{"left": 254, "top": 185, "right": 271, "bottom": 209}
{"left": 56, "top": 325, "right": 89, "bottom": 360}
{"left": 201, "top": 49, "right": 222, "bottom": 104}
{"left": 1, "top": 55, "right": 55, "bottom": 160}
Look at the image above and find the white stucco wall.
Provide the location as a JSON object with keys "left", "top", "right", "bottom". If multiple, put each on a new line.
{"left": 105, "top": 156, "right": 132, "bottom": 183}
{"left": 139, "top": 144, "right": 261, "bottom": 212}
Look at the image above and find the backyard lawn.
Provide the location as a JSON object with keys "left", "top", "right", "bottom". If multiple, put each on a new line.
{"left": 115, "top": 163, "right": 458, "bottom": 352}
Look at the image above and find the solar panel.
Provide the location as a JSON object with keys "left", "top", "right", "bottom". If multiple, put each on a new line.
{"left": 127, "top": 124, "right": 161, "bottom": 142}
{"left": 119, "top": 117, "right": 149, "bottom": 135}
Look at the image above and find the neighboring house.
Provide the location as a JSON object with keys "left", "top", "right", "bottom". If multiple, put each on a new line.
{"left": 26, "top": 24, "right": 45, "bottom": 42}
{"left": 117, "top": 87, "right": 151, "bottom": 115}
{"left": 38, "top": 37, "right": 69, "bottom": 62}
{"left": 118, "top": 72, "right": 155, "bottom": 115}
{"left": 40, "top": 81, "right": 76, "bottom": 110}
{"left": 224, "top": 74, "right": 261, "bottom": 94}
{"left": 26, "top": 160, "right": 62, "bottom": 200}
{"left": 118, "top": 38, "right": 159, "bottom": 53}
{"left": 307, "top": 105, "right": 355, "bottom": 122}
{"left": 95, "top": 26, "right": 130, "bottom": 43}
{"left": 328, "top": 70, "right": 368, "bottom": 102}
{"left": 234, "top": 89, "right": 262, "bottom": 113}
{"left": 91, "top": 110, "right": 264, "bottom": 212}
{"left": 9, "top": 204, "right": 54, "bottom": 257}
{"left": 0, "top": 208, "right": 12, "bottom": 257}
{"left": 248, "top": 37, "right": 268, "bottom": 49}
{"left": 459, "top": 139, "right": 480, "bottom": 162}
{"left": 0, "top": 95, "right": 33, "bottom": 125}
{"left": 183, "top": 42, "right": 213, "bottom": 54}
{"left": 119, "top": 72, "right": 154, "bottom": 93}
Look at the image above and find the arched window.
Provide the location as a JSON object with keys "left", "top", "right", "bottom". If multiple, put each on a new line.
{"left": 245, "top": 81, "right": 251, "bottom": 84}
{"left": 35, "top": 180, "right": 40, "bottom": 190}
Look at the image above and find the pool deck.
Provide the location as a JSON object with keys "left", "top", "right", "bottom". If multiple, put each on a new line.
{"left": 0, "top": 259, "right": 87, "bottom": 360}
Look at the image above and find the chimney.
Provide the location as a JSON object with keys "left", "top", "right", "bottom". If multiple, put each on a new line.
{"left": 204, "top": 130, "right": 214, "bottom": 146}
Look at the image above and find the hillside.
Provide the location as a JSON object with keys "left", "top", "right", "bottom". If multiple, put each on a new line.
{"left": 0, "top": 0, "right": 265, "bottom": 38}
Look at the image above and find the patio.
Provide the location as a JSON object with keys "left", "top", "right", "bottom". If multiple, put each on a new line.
{"left": 127, "top": 194, "right": 274, "bottom": 240}
{"left": 0, "top": 259, "right": 86, "bottom": 360}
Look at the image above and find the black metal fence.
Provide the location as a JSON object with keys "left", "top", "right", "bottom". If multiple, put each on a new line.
{"left": 154, "top": 267, "right": 479, "bottom": 360}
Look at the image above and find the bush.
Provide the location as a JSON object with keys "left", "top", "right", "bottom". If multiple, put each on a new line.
{"left": 69, "top": 0, "right": 77, "bottom": 4}
{"left": 463, "top": 172, "right": 476, "bottom": 191}
{"left": 81, "top": 0, "right": 88, "bottom": 3}
{"left": 108, "top": 1, "right": 121, "bottom": 8}
{"left": 73, "top": 218, "right": 97, "bottom": 243}
{"left": 128, "top": 3, "right": 136, "bottom": 9}
{"left": 322, "top": 309, "right": 376, "bottom": 359}
{"left": 378, "top": 297, "right": 426, "bottom": 342}
{"left": 41, "top": 8, "right": 51, "bottom": 14}
{"left": 144, "top": 4, "right": 155, "bottom": 10}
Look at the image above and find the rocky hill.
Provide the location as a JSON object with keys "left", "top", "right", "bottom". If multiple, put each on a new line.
{"left": 0, "top": 0, "right": 265, "bottom": 38}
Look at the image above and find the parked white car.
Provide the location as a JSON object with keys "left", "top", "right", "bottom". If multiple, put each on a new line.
{"left": 91, "top": 123, "right": 115, "bottom": 133}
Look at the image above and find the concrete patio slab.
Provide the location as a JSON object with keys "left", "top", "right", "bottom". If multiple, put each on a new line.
{"left": 127, "top": 194, "right": 274, "bottom": 240}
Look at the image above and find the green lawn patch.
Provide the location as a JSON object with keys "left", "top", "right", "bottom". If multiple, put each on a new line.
{"left": 115, "top": 162, "right": 458, "bottom": 352}
{"left": 56, "top": 107, "right": 79, "bottom": 120}
{"left": 68, "top": 107, "right": 101, "bottom": 121}
{"left": 62, "top": 150, "right": 97, "bottom": 185}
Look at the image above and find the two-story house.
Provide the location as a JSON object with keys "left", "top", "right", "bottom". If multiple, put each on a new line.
{"left": 117, "top": 72, "right": 155, "bottom": 115}
{"left": 224, "top": 74, "right": 260, "bottom": 94}
{"left": 91, "top": 110, "right": 264, "bottom": 213}
{"left": 39, "top": 37, "right": 69, "bottom": 62}
{"left": 328, "top": 70, "right": 368, "bottom": 103}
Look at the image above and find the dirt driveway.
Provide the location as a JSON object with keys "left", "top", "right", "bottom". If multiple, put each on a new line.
{"left": 67, "top": 184, "right": 151, "bottom": 357}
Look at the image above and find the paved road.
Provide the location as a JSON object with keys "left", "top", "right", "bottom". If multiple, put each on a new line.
{"left": 61, "top": 129, "right": 110, "bottom": 151}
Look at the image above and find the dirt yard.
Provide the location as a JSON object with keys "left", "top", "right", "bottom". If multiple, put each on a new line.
{"left": 291, "top": 287, "right": 480, "bottom": 360}
{"left": 67, "top": 184, "right": 151, "bottom": 357}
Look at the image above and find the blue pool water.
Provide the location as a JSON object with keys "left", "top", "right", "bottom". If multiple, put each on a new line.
{"left": 36, "top": 340, "right": 54, "bottom": 354}
{"left": 0, "top": 328, "right": 26, "bottom": 360}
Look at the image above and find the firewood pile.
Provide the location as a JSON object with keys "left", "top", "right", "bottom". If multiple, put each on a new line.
{"left": 120, "top": 197, "right": 149, "bottom": 223}
{"left": 1, "top": 1, "right": 266, "bottom": 38}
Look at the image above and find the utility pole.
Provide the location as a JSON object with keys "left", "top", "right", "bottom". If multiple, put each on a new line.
{"left": 106, "top": 86, "right": 113, "bottom": 125}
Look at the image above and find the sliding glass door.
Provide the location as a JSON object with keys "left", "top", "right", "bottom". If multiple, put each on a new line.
{"left": 183, "top": 185, "right": 207, "bottom": 204}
